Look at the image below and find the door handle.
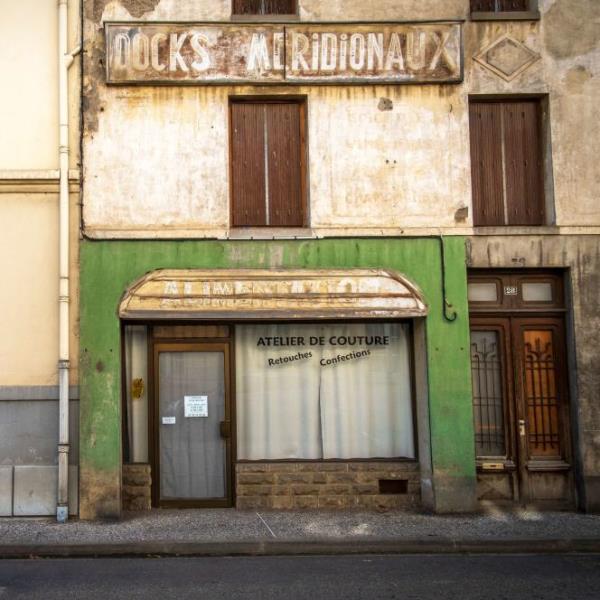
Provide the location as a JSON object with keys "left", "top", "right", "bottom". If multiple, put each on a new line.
{"left": 219, "top": 420, "right": 231, "bottom": 439}
{"left": 518, "top": 419, "right": 526, "bottom": 437}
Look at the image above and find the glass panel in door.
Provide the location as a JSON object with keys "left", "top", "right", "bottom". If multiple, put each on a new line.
{"left": 470, "top": 330, "right": 507, "bottom": 457}
{"left": 470, "top": 319, "right": 518, "bottom": 503}
{"left": 519, "top": 327, "right": 563, "bottom": 459}
{"left": 513, "top": 319, "right": 573, "bottom": 506}
{"left": 158, "top": 349, "right": 227, "bottom": 501}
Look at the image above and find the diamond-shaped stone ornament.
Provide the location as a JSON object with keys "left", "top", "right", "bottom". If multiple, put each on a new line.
{"left": 474, "top": 34, "right": 540, "bottom": 81}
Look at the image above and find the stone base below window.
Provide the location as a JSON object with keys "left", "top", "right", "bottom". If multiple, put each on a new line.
{"left": 122, "top": 464, "right": 152, "bottom": 511}
{"left": 235, "top": 462, "right": 421, "bottom": 510}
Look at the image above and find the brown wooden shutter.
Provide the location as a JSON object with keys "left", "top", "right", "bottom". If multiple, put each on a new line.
{"left": 503, "top": 101, "right": 544, "bottom": 225}
{"left": 232, "top": 0, "right": 261, "bottom": 14}
{"left": 498, "top": 0, "right": 528, "bottom": 10}
{"left": 263, "top": 0, "right": 296, "bottom": 14}
{"left": 470, "top": 0, "right": 496, "bottom": 11}
{"left": 471, "top": 0, "right": 528, "bottom": 9}
{"left": 469, "top": 102, "right": 505, "bottom": 226}
{"left": 231, "top": 100, "right": 306, "bottom": 228}
{"left": 266, "top": 103, "right": 304, "bottom": 227}
{"left": 230, "top": 103, "right": 267, "bottom": 227}
{"left": 233, "top": 0, "right": 296, "bottom": 14}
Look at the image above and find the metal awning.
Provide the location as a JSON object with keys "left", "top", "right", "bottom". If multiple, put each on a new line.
{"left": 119, "top": 269, "right": 428, "bottom": 320}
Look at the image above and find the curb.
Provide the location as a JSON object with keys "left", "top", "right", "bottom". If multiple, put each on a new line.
{"left": 0, "top": 538, "right": 599, "bottom": 558}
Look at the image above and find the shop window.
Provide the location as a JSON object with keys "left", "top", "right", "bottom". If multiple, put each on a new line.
{"left": 235, "top": 323, "right": 415, "bottom": 460}
{"left": 233, "top": 0, "right": 297, "bottom": 16}
{"left": 230, "top": 99, "right": 307, "bottom": 227}
{"left": 469, "top": 100, "right": 545, "bottom": 226}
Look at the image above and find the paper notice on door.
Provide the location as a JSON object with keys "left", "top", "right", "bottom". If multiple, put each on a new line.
{"left": 162, "top": 416, "right": 176, "bottom": 425}
{"left": 184, "top": 395, "right": 208, "bottom": 418}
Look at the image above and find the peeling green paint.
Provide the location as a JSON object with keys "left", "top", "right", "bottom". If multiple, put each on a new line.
{"left": 80, "top": 237, "right": 476, "bottom": 517}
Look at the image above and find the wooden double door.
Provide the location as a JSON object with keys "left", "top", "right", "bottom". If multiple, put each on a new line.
{"left": 470, "top": 316, "right": 574, "bottom": 507}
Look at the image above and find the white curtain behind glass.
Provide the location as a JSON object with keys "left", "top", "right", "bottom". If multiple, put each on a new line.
{"left": 236, "top": 323, "right": 415, "bottom": 460}
{"left": 236, "top": 324, "right": 322, "bottom": 459}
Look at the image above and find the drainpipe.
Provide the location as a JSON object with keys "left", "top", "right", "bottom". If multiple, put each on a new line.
{"left": 57, "top": 0, "right": 80, "bottom": 524}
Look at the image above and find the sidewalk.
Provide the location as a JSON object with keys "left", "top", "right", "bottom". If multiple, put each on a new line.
{"left": 1, "top": 507, "right": 600, "bottom": 558}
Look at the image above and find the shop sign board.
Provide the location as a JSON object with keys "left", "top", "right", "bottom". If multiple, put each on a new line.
{"left": 118, "top": 269, "right": 428, "bottom": 320}
{"left": 105, "top": 22, "right": 462, "bottom": 85}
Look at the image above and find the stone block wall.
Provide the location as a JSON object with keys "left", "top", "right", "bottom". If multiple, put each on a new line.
{"left": 235, "top": 462, "right": 421, "bottom": 510}
{"left": 122, "top": 464, "right": 151, "bottom": 511}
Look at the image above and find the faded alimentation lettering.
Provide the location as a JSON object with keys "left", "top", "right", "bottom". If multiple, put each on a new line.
{"left": 160, "top": 278, "right": 366, "bottom": 296}
{"left": 105, "top": 22, "right": 462, "bottom": 84}
{"left": 118, "top": 270, "right": 428, "bottom": 320}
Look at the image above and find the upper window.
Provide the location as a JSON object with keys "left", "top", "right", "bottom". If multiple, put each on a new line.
{"left": 469, "top": 99, "right": 545, "bottom": 227}
{"left": 233, "top": 0, "right": 297, "bottom": 15}
{"left": 471, "top": 0, "right": 529, "bottom": 11}
{"left": 230, "top": 99, "right": 307, "bottom": 228}
{"left": 470, "top": 0, "right": 540, "bottom": 19}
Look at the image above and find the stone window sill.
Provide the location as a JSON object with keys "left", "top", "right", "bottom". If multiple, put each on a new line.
{"left": 472, "top": 225, "right": 559, "bottom": 235}
{"left": 227, "top": 227, "right": 315, "bottom": 239}
{"left": 471, "top": 11, "right": 540, "bottom": 21}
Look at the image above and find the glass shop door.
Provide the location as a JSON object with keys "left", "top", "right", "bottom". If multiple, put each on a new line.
{"left": 153, "top": 342, "right": 232, "bottom": 507}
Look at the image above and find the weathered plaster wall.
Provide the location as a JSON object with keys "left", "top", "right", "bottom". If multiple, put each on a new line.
{"left": 85, "top": 0, "right": 468, "bottom": 25}
{"left": 82, "top": 0, "right": 600, "bottom": 237}
{"left": 79, "top": 237, "right": 476, "bottom": 518}
{"left": 468, "top": 235, "right": 600, "bottom": 512}
{"left": 466, "top": 0, "right": 600, "bottom": 227}
{"left": 83, "top": 84, "right": 470, "bottom": 234}
{"left": 300, "top": 0, "right": 468, "bottom": 22}
{"left": 82, "top": 0, "right": 472, "bottom": 236}
{"left": 0, "top": 191, "right": 80, "bottom": 386}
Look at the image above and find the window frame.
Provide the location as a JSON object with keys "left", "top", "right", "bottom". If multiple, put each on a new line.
{"left": 467, "top": 270, "right": 566, "bottom": 314}
{"left": 470, "top": 0, "right": 540, "bottom": 21}
{"left": 228, "top": 96, "right": 309, "bottom": 229}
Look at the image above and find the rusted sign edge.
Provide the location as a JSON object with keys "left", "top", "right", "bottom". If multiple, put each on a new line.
{"left": 104, "top": 21, "right": 464, "bottom": 86}
{"left": 120, "top": 310, "right": 426, "bottom": 321}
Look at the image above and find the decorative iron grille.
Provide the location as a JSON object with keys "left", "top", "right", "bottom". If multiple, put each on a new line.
{"left": 471, "top": 331, "right": 506, "bottom": 457}
{"left": 523, "top": 332, "right": 561, "bottom": 456}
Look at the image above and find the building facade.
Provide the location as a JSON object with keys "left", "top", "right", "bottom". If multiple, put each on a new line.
{"left": 0, "top": 0, "right": 80, "bottom": 517}
{"left": 74, "top": 0, "right": 600, "bottom": 519}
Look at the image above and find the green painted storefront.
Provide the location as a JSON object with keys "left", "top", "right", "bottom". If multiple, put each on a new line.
{"left": 79, "top": 237, "right": 477, "bottom": 518}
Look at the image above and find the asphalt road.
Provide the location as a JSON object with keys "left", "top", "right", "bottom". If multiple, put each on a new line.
{"left": 0, "top": 554, "right": 599, "bottom": 599}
